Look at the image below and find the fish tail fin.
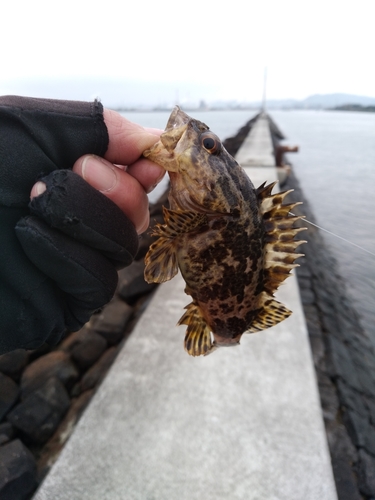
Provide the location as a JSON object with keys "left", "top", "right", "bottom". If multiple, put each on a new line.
{"left": 178, "top": 302, "right": 213, "bottom": 356}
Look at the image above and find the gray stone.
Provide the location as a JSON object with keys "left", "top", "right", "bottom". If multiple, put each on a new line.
{"left": 354, "top": 363, "right": 375, "bottom": 398}
{"left": 326, "top": 422, "right": 358, "bottom": 464}
{"left": 37, "top": 389, "right": 94, "bottom": 481}
{"left": 331, "top": 457, "right": 361, "bottom": 500}
{"left": 0, "top": 439, "right": 37, "bottom": 500}
{"left": 364, "top": 396, "right": 375, "bottom": 427}
{"left": 357, "top": 449, "right": 375, "bottom": 496}
{"left": 0, "top": 350, "right": 29, "bottom": 380}
{"left": 343, "top": 409, "right": 375, "bottom": 456}
{"left": 79, "top": 347, "right": 118, "bottom": 392}
{"left": 327, "top": 336, "right": 362, "bottom": 391}
{"left": 118, "top": 259, "right": 157, "bottom": 303}
{"left": 300, "top": 287, "right": 315, "bottom": 305}
{"left": 318, "top": 372, "right": 339, "bottom": 422}
{"left": 0, "top": 423, "right": 14, "bottom": 446}
{"left": 0, "top": 373, "right": 19, "bottom": 420}
{"left": 20, "top": 351, "right": 79, "bottom": 398}
{"left": 7, "top": 378, "right": 70, "bottom": 444}
{"left": 93, "top": 298, "right": 134, "bottom": 345}
{"left": 71, "top": 331, "right": 107, "bottom": 371}
{"left": 309, "top": 336, "right": 325, "bottom": 367}
{"left": 336, "top": 379, "right": 368, "bottom": 417}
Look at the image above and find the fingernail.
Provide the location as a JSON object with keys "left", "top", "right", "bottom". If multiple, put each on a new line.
{"left": 30, "top": 181, "right": 46, "bottom": 199}
{"left": 81, "top": 155, "right": 117, "bottom": 192}
{"left": 146, "top": 171, "right": 166, "bottom": 194}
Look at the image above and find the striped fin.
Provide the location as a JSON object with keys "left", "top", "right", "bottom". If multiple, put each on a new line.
{"left": 246, "top": 292, "right": 292, "bottom": 333}
{"left": 178, "top": 302, "right": 213, "bottom": 357}
{"left": 257, "top": 182, "right": 307, "bottom": 296}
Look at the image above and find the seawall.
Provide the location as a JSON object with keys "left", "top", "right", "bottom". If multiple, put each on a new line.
{"left": 31, "top": 112, "right": 337, "bottom": 500}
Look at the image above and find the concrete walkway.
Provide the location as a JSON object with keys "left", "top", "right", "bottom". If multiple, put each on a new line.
{"left": 34, "top": 114, "right": 337, "bottom": 500}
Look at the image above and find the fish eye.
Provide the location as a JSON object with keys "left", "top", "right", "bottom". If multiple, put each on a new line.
{"left": 200, "top": 132, "right": 221, "bottom": 155}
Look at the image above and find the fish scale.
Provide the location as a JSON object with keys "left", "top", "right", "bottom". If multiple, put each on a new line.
{"left": 143, "top": 107, "right": 306, "bottom": 357}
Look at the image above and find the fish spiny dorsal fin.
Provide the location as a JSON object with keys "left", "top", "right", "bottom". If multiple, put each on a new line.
{"left": 257, "top": 182, "right": 307, "bottom": 295}
{"left": 178, "top": 302, "right": 212, "bottom": 356}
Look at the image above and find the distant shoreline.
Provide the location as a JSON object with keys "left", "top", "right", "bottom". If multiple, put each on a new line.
{"left": 329, "top": 104, "right": 375, "bottom": 113}
{"left": 115, "top": 105, "right": 375, "bottom": 113}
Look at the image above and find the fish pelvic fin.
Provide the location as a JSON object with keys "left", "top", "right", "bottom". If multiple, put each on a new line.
{"left": 257, "top": 182, "right": 307, "bottom": 294}
{"left": 178, "top": 302, "right": 213, "bottom": 357}
{"left": 144, "top": 207, "right": 207, "bottom": 284}
{"left": 246, "top": 292, "right": 292, "bottom": 333}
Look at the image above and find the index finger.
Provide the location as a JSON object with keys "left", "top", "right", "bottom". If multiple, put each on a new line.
{"left": 103, "top": 109, "right": 163, "bottom": 165}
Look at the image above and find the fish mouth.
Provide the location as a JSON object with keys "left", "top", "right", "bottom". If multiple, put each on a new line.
{"left": 166, "top": 106, "right": 191, "bottom": 130}
{"left": 203, "top": 334, "right": 241, "bottom": 355}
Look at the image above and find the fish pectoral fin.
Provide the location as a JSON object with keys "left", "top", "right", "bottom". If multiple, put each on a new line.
{"left": 178, "top": 302, "right": 213, "bottom": 356}
{"left": 144, "top": 206, "right": 207, "bottom": 284}
{"left": 246, "top": 294, "right": 292, "bottom": 333}
{"left": 144, "top": 236, "right": 178, "bottom": 283}
{"left": 162, "top": 207, "right": 208, "bottom": 235}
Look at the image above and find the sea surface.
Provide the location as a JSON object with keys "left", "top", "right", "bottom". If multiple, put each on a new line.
{"left": 123, "top": 109, "right": 375, "bottom": 346}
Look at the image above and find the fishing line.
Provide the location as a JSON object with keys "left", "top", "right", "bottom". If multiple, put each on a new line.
{"left": 290, "top": 213, "right": 375, "bottom": 258}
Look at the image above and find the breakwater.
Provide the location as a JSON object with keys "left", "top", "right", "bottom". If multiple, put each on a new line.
{"left": 284, "top": 170, "right": 375, "bottom": 500}
{"left": 224, "top": 117, "right": 375, "bottom": 499}
{"left": 0, "top": 113, "right": 368, "bottom": 498}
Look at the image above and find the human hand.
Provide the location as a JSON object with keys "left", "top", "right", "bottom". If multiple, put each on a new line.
{"left": 0, "top": 96, "right": 165, "bottom": 353}
{"left": 31, "top": 109, "right": 165, "bottom": 234}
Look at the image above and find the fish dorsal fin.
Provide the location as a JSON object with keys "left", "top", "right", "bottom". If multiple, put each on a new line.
{"left": 178, "top": 302, "right": 212, "bottom": 356}
{"left": 144, "top": 208, "right": 207, "bottom": 284}
{"left": 246, "top": 292, "right": 292, "bottom": 333}
{"left": 257, "top": 182, "right": 306, "bottom": 294}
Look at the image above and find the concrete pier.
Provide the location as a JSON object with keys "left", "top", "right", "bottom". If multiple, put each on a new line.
{"left": 33, "top": 113, "right": 337, "bottom": 500}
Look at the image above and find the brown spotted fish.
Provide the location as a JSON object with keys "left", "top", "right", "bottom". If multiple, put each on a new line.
{"left": 143, "top": 107, "right": 306, "bottom": 356}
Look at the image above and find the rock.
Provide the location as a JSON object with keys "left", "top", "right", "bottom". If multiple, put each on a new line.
{"left": 299, "top": 287, "right": 315, "bottom": 305}
{"left": 0, "top": 373, "right": 19, "bottom": 421}
{"left": 357, "top": 449, "right": 375, "bottom": 496}
{"left": 0, "top": 439, "right": 37, "bottom": 500}
{"left": 118, "top": 260, "right": 157, "bottom": 304}
{"left": 70, "top": 331, "right": 107, "bottom": 371}
{"left": 79, "top": 347, "right": 118, "bottom": 392}
{"left": 343, "top": 408, "right": 375, "bottom": 457}
{"left": 0, "top": 350, "right": 29, "bottom": 380}
{"left": 20, "top": 351, "right": 79, "bottom": 398}
{"left": 317, "top": 372, "right": 339, "bottom": 423}
{"left": 336, "top": 379, "right": 368, "bottom": 417}
{"left": 7, "top": 378, "right": 70, "bottom": 444}
{"left": 0, "top": 423, "right": 14, "bottom": 446}
{"left": 327, "top": 336, "right": 362, "bottom": 392}
{"left": 37, "top": 389, "right": 94, "bottom": 481}
{"left": 93, "top": 299, "right": 134, "bottom": 345}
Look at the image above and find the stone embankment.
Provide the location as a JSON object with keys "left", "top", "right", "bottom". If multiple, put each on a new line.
{"left": 224, "top": 116, "right": 375, "bottom": 499}
{"left": 283, "top": 170, "right": 375, "bottom": 500}
{"left": 0, "top": 194, "right": 167, "bottom": 500}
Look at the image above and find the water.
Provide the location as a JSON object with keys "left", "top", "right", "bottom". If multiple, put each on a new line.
{"left": 123, "top": 109, "right": 375, "bottom": 343}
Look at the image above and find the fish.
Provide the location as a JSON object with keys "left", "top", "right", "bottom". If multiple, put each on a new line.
{"left": 143, "top": 106, "right": 306, "bottom": 356}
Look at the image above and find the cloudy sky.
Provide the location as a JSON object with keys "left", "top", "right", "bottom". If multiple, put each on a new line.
{"left": 1, "top": 0, "right": 374, "bottom": 107}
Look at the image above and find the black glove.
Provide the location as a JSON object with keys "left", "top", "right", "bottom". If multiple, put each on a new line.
{"left": 0, "top": 96, "right": 139, "bottom": 353}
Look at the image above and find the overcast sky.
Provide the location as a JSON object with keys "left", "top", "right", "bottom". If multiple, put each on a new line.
{"left": 1, "top": 0, "right": 374, "bottom": 107}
